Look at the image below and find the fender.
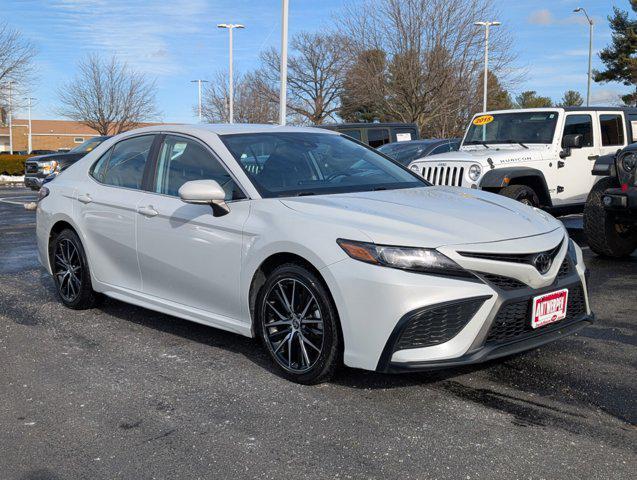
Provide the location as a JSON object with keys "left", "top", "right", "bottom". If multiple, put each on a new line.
{"left": 479, "top": 167, "right": 552, "bottom": 207}
{"left": 591, "top": 152, "right": 618, "bottom": 177}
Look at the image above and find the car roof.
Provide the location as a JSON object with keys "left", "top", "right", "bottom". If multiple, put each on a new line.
{"left": 118, "top": 123, "right": 339, "bottom": 137}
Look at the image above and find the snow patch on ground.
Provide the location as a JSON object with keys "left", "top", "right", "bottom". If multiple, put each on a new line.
{"left": 0, "top": 175, "right": 25, "bottom": 184}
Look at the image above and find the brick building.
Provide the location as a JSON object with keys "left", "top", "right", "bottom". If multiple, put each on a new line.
{"left": 0, "top": 119, "right": 165, "bottom": 153}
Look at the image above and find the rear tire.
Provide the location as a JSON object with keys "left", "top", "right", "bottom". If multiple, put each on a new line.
{"left": 500, "top": 184, "right": 540, "bottom": 207}
{"left": 256, "top": 263, "right": 341, "bottom": 384}
{"left": 583, "top": 177, "right": 637, "bottom": 258}
{"left": 50, "top": 229, "right": 102, "bottom": 309}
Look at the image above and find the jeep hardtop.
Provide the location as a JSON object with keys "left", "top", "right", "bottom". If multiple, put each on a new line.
{"left": 408, "top": 107, "right": 637, "bottom": 214}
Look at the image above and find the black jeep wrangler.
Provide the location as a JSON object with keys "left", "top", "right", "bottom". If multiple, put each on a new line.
{"left": 583, "top": 144, "right": 637, "bottom": 257}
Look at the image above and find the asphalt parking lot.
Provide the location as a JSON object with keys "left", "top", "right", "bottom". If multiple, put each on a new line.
{"left": 0, "top": 185, "right": 635, "bottom": 480}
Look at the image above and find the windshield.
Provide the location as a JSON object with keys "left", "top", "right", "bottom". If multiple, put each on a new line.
{"left": 70, "top": 137, "right": 106, "bottom": 154}
{"left": 464, "top": 111, "right": 559, "bottom": 145}
{"left": 221, "top": 132, "right": 426, "bottom": 198}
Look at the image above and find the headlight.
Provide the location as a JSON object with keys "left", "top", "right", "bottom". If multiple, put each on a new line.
{"left": 468, "top": 164, "right": 482, "bottom": 181}
{"left": 410, "top": 164, "right": 420, "bottom": 173}
{"left": 37, "top": 186, "right": 49, "bottom": 202}
{"left": 336, "top": 239, "right": 471, "bottom": 277}
{"left": 620, "top": 152, "right": 637, "bottom": 173}
{"left": 40, "top": 160, "right": 59, "bottom": 174}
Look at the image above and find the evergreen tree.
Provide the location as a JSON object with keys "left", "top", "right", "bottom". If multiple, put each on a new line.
{"left": 514, "top": 91, "right": 553, "bottom": 108}
{"left": 557, "top": 90, "right": 584, "bottom": 107}
{"left": 594, "top": 1, "right": 637, "bottom": 106}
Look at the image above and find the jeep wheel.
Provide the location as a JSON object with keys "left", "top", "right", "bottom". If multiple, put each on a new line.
{"left": 583, "top": 177, "right": 637, "bottom": 258}
{"left": 500, "top": 184, "right": 540, "bottom": 207}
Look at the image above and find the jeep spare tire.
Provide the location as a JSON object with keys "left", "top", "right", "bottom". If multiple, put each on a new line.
{"left": 500, "top": 184, "right": 540, "bottom": 207}
{"left": 584, "top": 177, "right": 637, "bottom": 258}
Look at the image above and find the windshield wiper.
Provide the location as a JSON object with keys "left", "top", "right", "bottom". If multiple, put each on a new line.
{"left": 295, "top": 191, "right": 316, "bottom": 197}
{"left": 506, "top": 140, "right": 529, "bottom": 149}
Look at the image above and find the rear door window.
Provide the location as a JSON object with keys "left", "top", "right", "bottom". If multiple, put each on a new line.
{"left": 340, "top": 129, "right": 362, "bottom": 141}
{"left": 564, "top": 115, "right": 594, "bottom": 147}
{"left": 600, "top": 114, "right": 625, "bottom": 146}
{"left": 91, "top": 135, "right": 154, "bottom": 190}
{"left": 367, "top": 128, "right": 391, "bottom": 148}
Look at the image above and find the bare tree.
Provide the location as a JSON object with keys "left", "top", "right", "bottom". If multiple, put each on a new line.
{"left": 337, "top": 0, "right": 518, "bottom": 137}
{"left": 57, "top": 55, "right": 158, "bottom": 135}
{"left": 0, "top": 22, "right": 37, "bottom": 121}
{"left": 202, "top": 70, "right": 277, "bottom": 124}
{"left": 259, "top": 32, "right": 350, "bottom": 125}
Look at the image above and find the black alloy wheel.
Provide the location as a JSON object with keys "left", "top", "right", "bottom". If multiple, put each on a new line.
{"left": 258, "top": 263, "right": 341, "bottom": 384}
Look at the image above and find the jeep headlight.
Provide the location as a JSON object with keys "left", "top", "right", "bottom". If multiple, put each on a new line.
{"left": 40, "top": 160, "right": 59, "bottom": 174}
{"left": 620, "top": 152, "right": 637, "bottom": 173}
{"left": 410, "top": 164, "right": 420, "bottom": 173}
{"left": 468, "top": 163, "right": 482, "bottom": 181}
{"left": 336, "top": 239, "right": 471, "bottom": 277}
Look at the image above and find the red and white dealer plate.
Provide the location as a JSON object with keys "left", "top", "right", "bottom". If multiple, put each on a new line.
{"left": 532, "top": 289, "right": 569, "bottom": 329}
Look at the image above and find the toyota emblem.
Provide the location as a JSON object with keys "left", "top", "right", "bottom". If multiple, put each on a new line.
{"left": 533, "top": 253, "right": 552, "bottom": 274}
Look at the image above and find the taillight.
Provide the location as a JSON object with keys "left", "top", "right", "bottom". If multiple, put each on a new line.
{"left": 37, "top": 186, "right": 50, "bottom": 202}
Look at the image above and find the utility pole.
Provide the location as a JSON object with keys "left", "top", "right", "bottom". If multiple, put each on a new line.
{"left": 7, "top": 81, "right": 14, "bottom": 154}
{"left": 279, "top": 0, "right": 289, "bottom": 125}
{"left": 191, "top": 79, "right": 209, "bottom": 122}
{"left": 474, "top": 21, "right": 501, "bottom": 113}
{"left": 25, "top": 96, "right": 35, "bottom": 153}
{"left": 217, "top": 23, "right": 245, "bottom": 123}
{"left": 574, "top": 7, "right": 594, "bottom": 106}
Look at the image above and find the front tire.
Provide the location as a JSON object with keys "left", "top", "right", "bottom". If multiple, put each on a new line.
{"left": 256, "top": 263, "right": 341, "bottom": 384}
{"left": 500, "top": 184, "right": 540, "bottom": 207}
{"left": 583, "top": 177, "right": 637, "bottom": 258}
{"left": 50, "top": 229, "right": 102, "bottom": 309}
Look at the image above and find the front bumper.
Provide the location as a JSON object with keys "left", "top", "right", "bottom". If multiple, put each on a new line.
{"left": 24, "top": 175, "right": 44, "bottom": 190}
{"left": 602, "top": 187, "right": 637, "bottom": 213}
{"left": 322, "top": 231, "right": 591, "bottom": 372}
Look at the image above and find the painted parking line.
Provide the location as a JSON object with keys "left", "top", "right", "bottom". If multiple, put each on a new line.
{"left": 0, "top": 195, "right": 38, "bottom": 205}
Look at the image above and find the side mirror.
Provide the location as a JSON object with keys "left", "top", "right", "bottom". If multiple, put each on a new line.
{"left": 562, "top": 134, "right": 583, "bottom": 149}
{"left": 178, "top": 179, "right": 230, "bottom": 216}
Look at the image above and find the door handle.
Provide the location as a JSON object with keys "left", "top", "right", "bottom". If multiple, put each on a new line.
{"left": 588, "top": 155, "right": 599, "bottom": 161}
{"left": 137, "top": 205, "right": 158, "bottom": 217}
{"left": 77, "top": 194, "right": 92, "bottom": 204}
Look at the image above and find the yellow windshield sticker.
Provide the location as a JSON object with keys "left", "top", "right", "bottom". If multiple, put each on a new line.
{"left": 473, "top": 115, "right": 493, "bottom": 126}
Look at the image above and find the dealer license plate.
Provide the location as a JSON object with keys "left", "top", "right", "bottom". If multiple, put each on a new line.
{"left": 531, "top": 289, "right": 568, "bottom": 329}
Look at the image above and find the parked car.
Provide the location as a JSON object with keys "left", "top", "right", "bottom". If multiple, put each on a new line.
{"left": 24, "top": 136, "right": 111, "bottom": 190}
{"left": 378, "top": 139, "right": 460, "bottom": 166}
{"left": 583, "top": 143, "right": 637, "bottom": 257}
{"left": 320, "top": 122, "right": 419, "bottom": 148}
{"left": 37, "top": 124, "right": 592, "bottom": 384}
{"left": 408, "top": 107, "right": 637, "bottom": 215}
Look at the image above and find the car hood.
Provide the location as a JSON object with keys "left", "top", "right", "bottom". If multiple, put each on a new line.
{"left": 27, "top": 152, "right": 85, "bottom": 164}
{"left": 410, "top": 146, "right": 548, "bottom": 167}
{"left": 280, "top": 187, "right": 562, "bottom": 248}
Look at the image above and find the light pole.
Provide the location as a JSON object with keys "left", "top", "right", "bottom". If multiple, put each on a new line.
{"left": 217, "top": 23, "right": 245, "bottom": 124}
{"left": 474, "top": 21, "right": 501, "bottom": 113}
{"left": 191, "top": 79, "right": 209, "bottom": 122}
{"left": 279, "top": 0, "right": 289, "bottom": 125}
{"left": 24, "top": 96, "right": 35, "bottom": 154}
{"left": 574, "top": 7, "right": 593, "bottom": 106}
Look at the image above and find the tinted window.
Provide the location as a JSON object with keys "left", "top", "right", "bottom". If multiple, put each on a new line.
{"left": 430, "top": 143, "right": 452, "bottom": 155}
{"left": 155, "top": 135, "right": 243, "bottom": 200}
{"left": 221, "top": 132, "right": 424, "bottom": 198}
{"left": 600, "top": 114, "right": 624, "bottom": 146}
{"left": 465, "top": 111, "right": 558, "bottom": 144}
{"left": 564, "top": 115, "right": 593, "bottom": 147}
{"left": 341, "top": 129, "right": 362, "bottom": 141}
{"left": 367, "top": 128, "right": 391, "bottom": 148}
{"left": 91, "top": 135, "right": 154, "bottom": 189}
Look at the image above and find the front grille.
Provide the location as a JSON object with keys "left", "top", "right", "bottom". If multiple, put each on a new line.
{"left": 25, "top": 162, "right": 38, "bottom": 174}
{"left": 395, "top": 297, "right": 487, "bottom": 350}
{"left": 459, "top": 241, "right": 563, "bottom": 265}
{"left": 485, "top": 283, "right": 587, "bottom": 344}
{"left": 556, "top": 258, "right": 571, "bottom": 279}
{"left": 420, "top": 165, "right": 464, "bottom": 186}
{"left": 478, "top": 272, "right": 528, "bottom": 290}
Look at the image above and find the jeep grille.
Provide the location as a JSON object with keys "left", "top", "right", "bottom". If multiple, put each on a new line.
{"left": 420, "top": 166, "right": 464, "bottom": 186}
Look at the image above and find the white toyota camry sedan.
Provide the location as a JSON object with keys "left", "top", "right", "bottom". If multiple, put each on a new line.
{"left": 36, "top": 124, "right": 593, "bottom": 383}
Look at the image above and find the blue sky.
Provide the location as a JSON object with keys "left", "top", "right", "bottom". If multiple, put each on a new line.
{"left": 4, "top": 0, "right": 632, "bottom": 123}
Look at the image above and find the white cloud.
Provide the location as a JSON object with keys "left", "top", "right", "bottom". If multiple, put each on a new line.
{"left": 590, "top": 89, "right": 625, "bottom": 106}
{"left": 529, "top": 9, "right": 554, "bottom": 25}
